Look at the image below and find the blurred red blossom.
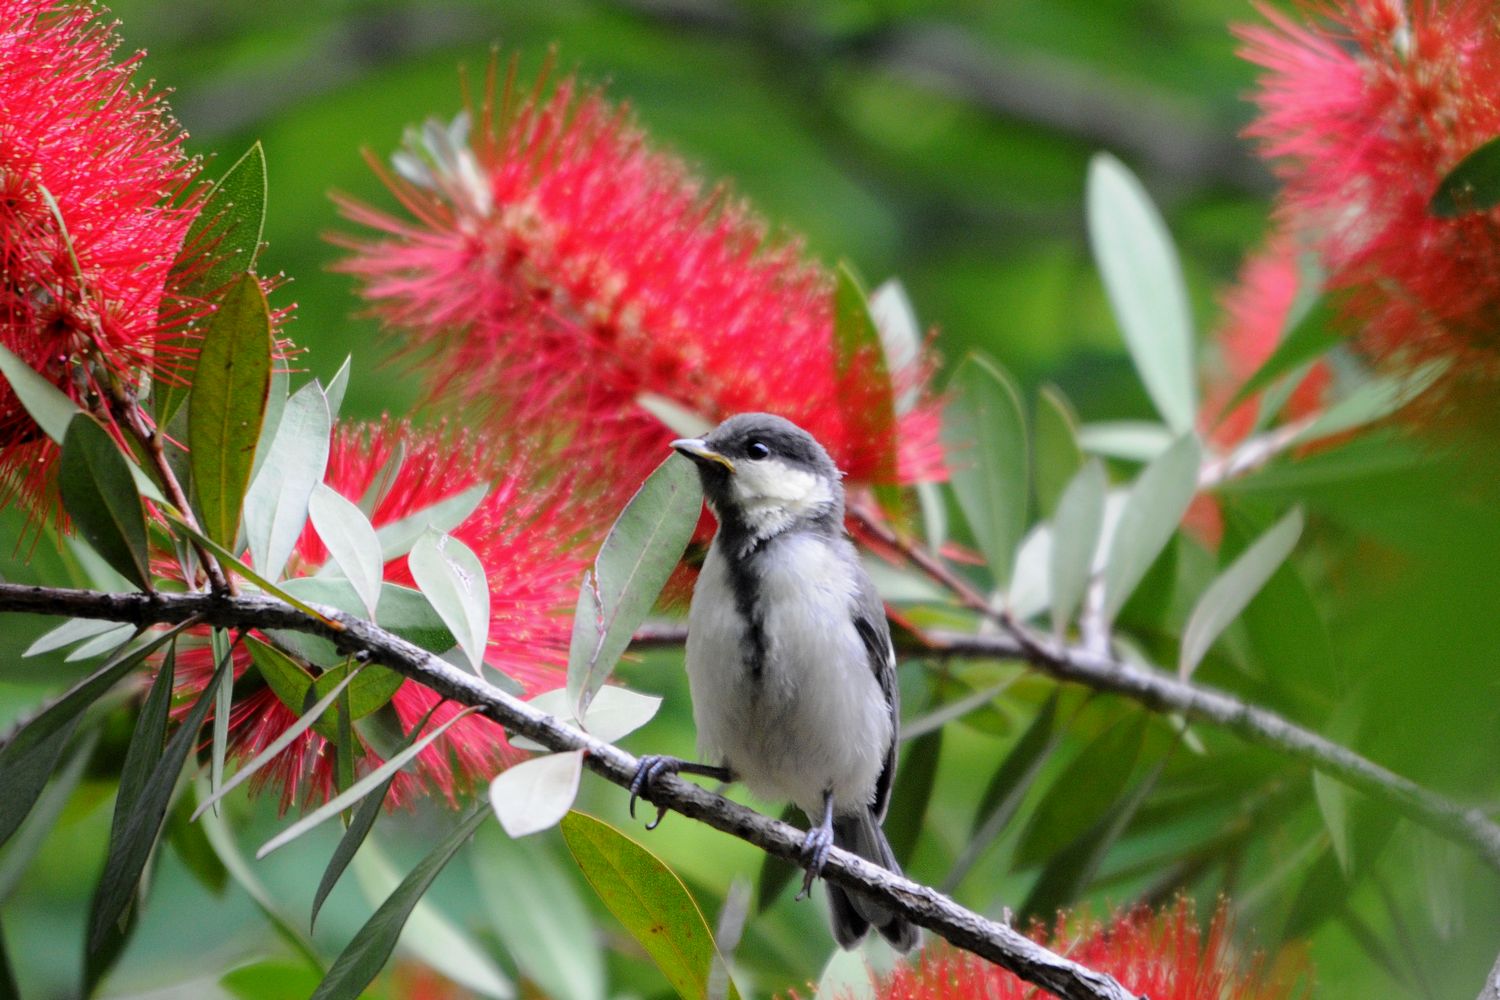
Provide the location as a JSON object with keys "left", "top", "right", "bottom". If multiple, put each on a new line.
{"left": 334, "top": 60, "right": 944, "bottom": 496}
{"left": 172, "top": 418, "right": 601, "bottom": 810}
{"left": 1239, "top": 0, "right": 1500, "bottom": 388}
{"left": 800, "top": 900, "right": 1302, "bottom": 1000}
{"left": 0, "top": 0, "right": 201, "bottom": 509}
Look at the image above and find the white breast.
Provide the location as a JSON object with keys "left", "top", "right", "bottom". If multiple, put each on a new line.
{"left": 685, "top": 532, "right": 891, "bottom": 816}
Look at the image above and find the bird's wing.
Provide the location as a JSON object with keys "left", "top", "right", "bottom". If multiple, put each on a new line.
{"left": 852, "top": 571, "right": 899, "bottom": 821}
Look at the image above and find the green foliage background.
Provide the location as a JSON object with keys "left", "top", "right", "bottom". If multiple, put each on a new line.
{"left": 2, "top": 2, "right": 1498, "bottom": 999}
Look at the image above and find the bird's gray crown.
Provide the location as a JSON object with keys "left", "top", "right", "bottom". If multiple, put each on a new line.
{"left": 673, "top": 412, "right": 844, "bottom": 543}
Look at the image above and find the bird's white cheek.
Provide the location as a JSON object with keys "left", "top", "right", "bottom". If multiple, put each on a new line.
{"left": 732, "top": 460, "right": 832, "bottom": 514}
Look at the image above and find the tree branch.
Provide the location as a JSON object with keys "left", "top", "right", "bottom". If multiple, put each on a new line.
{"left": 1479, "top": 947, "right": 1500, "bottom": 1000}
{"left": 0, "top": 583, "right": 1139, "bottom": 1000}
{"left": 634, "top": 620, "right": 1500, "bottom": 875}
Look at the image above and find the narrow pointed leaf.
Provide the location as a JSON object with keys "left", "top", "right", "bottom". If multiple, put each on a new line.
{"left": 1430, "top": 135, "right": 1500, "bottom": 217}
{"left": 59, "top": 415, "right": 152, "bottom": 590}
{"left": 309, "top": 806, "right": 489, "bottom": 1000}
{"left": 1013, "top": 713, "right": 1146, "bottom": 868}
{"left": 375, "top": 482, "right": 487, "bottom": 561}
{"left": 473, "top": 824, "right": 606, "bottom": 1000}
{"left": 323, "top": 355, "right": 352, "bottom": 419}
{"left": 24, "top": 617, "right": 129, "bottom": 657}
{"left": 1077, "top": 421, "right": 1174, "bottom": 462}
{"left": 358, "top": 440, "right": 406, "bottom": 517}
{"left": 211, "top": 628, "right": 232, "bottom": 810}
{"left": 884, "top": 729, "right": 942, "bottom": 867}
{"left": 489, "top": 750, "right": 585, "bottom": 837}
{"left": 409, "top": 530, "right": 489, "bottom": 674}
{"left": 244, "top": 381, "right": 332, "bottom": 581}
{"left": 64, "top": 623, "right": 137, "bottom": 662}
{"left": 194, "top": 662, "right": 364, "bottom": 820}
{"left": 942, "top": 353, "right": 1028, "bottom": 591}
{"left": 257, "top": 707, "right": 480, "bottom": 858}
{"left": 1179, "top": 507, "right": 1304, "bottom": 678}
{"left": 89, "top": 640, "right": 233, "bottom": 953}
{"left": 247, "top": 368, "right": 290, "bottom": 484}
{"left": 1102, "top": 434, "right": 1201, "bottom": 624}
{"left": 1086, "top": 153, "right": 1196, "bottom": 432}
{"left": 567, "top": 454, "right": 701, "bottom": 716}
{"left": 1033, "top": 385, "right": 1083, "bottom": 517}
{"left": 0, "top": 344, "right": 82, "bottom": 445}
{"left": 512, "top": 686, "right": 662, "bottom": 752}
{"left": 157, "top": 142, "right": 267, "bottom": 426}
{"left": 0, "top": 624, "right": 185, "bottom": 847}
{"left": 1313, "top": 770, "right": 1352, "bottom": 875}
{"left": 309, "top": 703, "right": 442, "bottom": 931}
{"left": 0, "top": 729, "right": 98, "bottom": 902}
{"left": 870, "top": 278, "right": 923, "bottom": 414}
{"left": 309, "top": 483, "right": 383, "bottom": 618}
{"left": 1291, "top": 362, "right": 1443, "bottom": 446}
{"left": 113, "top": 644, "right": 175, "bottom": 823}
{"left": 188, "top": 272, "right": 273, "bottom": 550}
{"left": 1050, "top": 461, "right": 1107, "bottom": 637}
{"left": 561, "top": 811, "right": 741, "bottom": 1000}
{"left": 833, "top": 264, "right": 905, "bottom": 522}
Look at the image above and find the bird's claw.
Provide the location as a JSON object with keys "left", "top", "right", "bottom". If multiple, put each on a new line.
{"left": 794, "top": 822, "right": 835, "bottom": 901}
{"left": 628, "top": 754, "right": 676, "bottom": 830}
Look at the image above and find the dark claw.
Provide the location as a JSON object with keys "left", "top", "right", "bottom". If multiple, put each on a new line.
{"left": 794, "top": 822, "right": 835, "bottom": 901}
{"left": 629, "top": 755, "right": 676, "bottom": 826}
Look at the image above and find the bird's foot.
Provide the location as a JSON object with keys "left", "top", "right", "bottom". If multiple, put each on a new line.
{"left": 795, "top": 818, "right": 835, "bottom": 901}
{"left": 627, "top": 754, "right": 680, "bottom": 830}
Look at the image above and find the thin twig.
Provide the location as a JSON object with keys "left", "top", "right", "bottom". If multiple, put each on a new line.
{"left": 0, "top": 583, "right": 1137, "bottom": 1000}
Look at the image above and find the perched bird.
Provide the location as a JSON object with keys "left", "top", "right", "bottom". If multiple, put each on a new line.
{"left": 629, "top": 412, "right": 918, "bottom": 952}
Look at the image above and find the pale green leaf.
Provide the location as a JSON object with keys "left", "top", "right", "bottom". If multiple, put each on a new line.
{"left": 1033, "top": 385, "right": 1083, "bottom": 517}
{"left": 489, "top": 750, "right": 585, "bottom": 837}
{"left": 0, "top": 344, "right": 81, "bottom": 445}
{"left": 1179, "top": 507, "right": 1304, "bottom": 678}
{"left": 1049, "top": 460, "right": 1107, "bottom": 638}
{"left": 409, "top": 530, "right": 489, "bottom": 674}
{"left": 244, "top": 381, "right": 332, "bottom": 582}
{"left": 1102, "top": 434, "right": 1201, "bottom": 624}
{"left": 1086, "top": 153, "right": 1196, "bottom": 432}
{"left": 1078, "top": 421, "right": 1175, "bottom": 462}
{"left": 24, "top": 617, "right": 130, "bottom": 658}
{"left": 309, "top": 484, "right": 383, "bottom": 619}
{"left": 942, "top": 353, "right": 1028, "bottom": 592}
{"left": 375, "top": 483, "right": 487, "bottom": 561}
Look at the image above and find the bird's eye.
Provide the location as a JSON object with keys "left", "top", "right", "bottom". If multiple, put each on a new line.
{"left": 746, "top": 441, "right": 770, "bottom": 460}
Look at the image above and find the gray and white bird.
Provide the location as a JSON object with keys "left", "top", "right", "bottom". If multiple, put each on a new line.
{"left": 629, "top": 412, "right": 918, "bottom": 952}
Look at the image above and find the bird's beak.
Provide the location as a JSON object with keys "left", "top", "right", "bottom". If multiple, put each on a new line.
{"left": 671, "top": 437, "right": 735, "bottom": 473}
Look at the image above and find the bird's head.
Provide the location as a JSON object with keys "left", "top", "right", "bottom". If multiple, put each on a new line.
{"left": 671, "top": 412, "right": 844, "bottom": 541}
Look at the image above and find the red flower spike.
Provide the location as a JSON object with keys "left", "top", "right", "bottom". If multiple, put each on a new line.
{"left": 1239, "top": 0, "right": 1500, "bottom": 389}
{"left": 0, "top": 0, "right": 203, "bottom": 512}
{"left": 334, "top": 59, "right": 945, "bottom": 498}
{"left": 789, "top": 900, "right": 1304, "bottom": 1000}
{"left": 170, "top": 418, "right": 603, "bottom": 810}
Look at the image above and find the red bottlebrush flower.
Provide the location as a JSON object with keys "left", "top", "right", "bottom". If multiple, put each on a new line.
{"left": 172, "top": 419, "right": 601, "bottom": 810}
{"left": 796, "top": 900, "right": 1303, "bottom": 1000}
{"left": 1200, "top": 235, "right": 1332, "bottom": 451}
{"left": 1239, "top": 0, "right": 1500, "bottom": 386}
{"left": 334, "top": 61, "right": 944, "bottom": 498}
{"left": 0, "top": 0, "right": 201, "bottom": 510}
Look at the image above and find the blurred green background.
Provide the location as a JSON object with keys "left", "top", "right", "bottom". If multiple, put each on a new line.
{"left": 4, "top": 1, "right": 1500, "bottom": 998}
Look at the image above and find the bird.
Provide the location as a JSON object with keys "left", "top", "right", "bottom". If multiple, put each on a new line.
{"left": 628, "top": 411, "right": 918, "bottom": 952}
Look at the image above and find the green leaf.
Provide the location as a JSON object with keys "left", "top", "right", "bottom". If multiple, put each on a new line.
{"left": 310, "top": 806, "right": 489, "bottom": 1000}
{"left": 243, "top": 380, "right": 332, "bottom": 582}
{"left": 0, "top": 624, "right": 184, "bottom": 848}
{"left": 1077, "top": 421, "right": 1174, "bottom": 462}
{"left": 1219, "top": 299, "right": 1341, "bottom": 419}
{"left": 561, "top": 811, "right": 741, "bottom": 1000}
{"left": 309, "top": 484, "right": 384, "bottom": 618}
{"left": 256, "top": 707, "right": 480, "bottom": 858}
{"left": 834, "top": 263, "right": 901, "bottom": 501}
{"left": 350, "top": 837, "right": 514, "bottom": 999}
{"left": 158, "top": 142, "right": 267, "bottom": 426}
{"left": 512, "top": 685, "right": 662, "bottom": 752}
{"left": 113, "top": 643, "right": 175, "bottom": 824}
{"left": 1033, "top": 385, "right": 1083, "bottom": 518}
{"left": 89, "top": 638, "right": 233, "bottom": 954}
{"left": 473, "top": 823, "right": 606, "bottom": 1000}
{"left": 1086, "top": 152, "right": 1196, "bottom": 432}
{"left": 358, "top": 440, "right": 406, "bottom": 517}
{"left": 1049, "top": 460, "right": 1107, "bottom": 638}
{"left": 1013, "top": 713, "right": 1146, "bottom": 867}
{"left": 375, "top": 482, "right": 488, "bottom": 561}
{"left": 211, "top": 628, "right": 233, "bottom": 812}
{"left": 58, "top": 415, "right": 152, "bottom": 590}
{"left": 24, "top": 616, "right": 130, "bottom": 658}
{"left": 164, "top": 785, "right": 228, "bottom": 896}
{"left": 409, "top": 530, "right": 490, "bottom": 674}
{"left": 1313, "top": 770, "right": 1352, "bottom": 876}
{"left": 194, "top": 656, "right": 364, "bottom": 819}
{"left": 310, "top": 704, "right": 441, "bottom": 931}
{"left": 0, "top": 343, "right": 82, "bottom": 445}
{"left": 0, "top": 729, "right": 97, "bottom": 902}
{"left": 323, "top": 356, "right": 352, "bottom": 420}
{"left": 221, "top": 960, "right": 322, "bottom": 1000}
{"left": 1430, "top": 135, "right": 1500, "bottom": 217}
{"left": 197, "top": 779, "right": 323, "bottom": 974}
{"left": 567, "top": 454, "right": 701, "bottom": 717}
{"left": 489, "top": 749, "right": 585, "bottom": 837}
{"left": 1019, "top": 762, "right": 1162, "bottom": 921}
{"left": 942, "top": 353, "right": 1029, "bottom": 592}
{"left": 1102, "top": 434, "right": 1201, "bottom": 624}
{"left": 883, "top": 729, "right": 941, "bottom": 868}
{"left": 1179, "top": 507, "right": 1304, "bottom": 678}
{"left": 188, "top": 272, "right": 274, "bottom": 550}
{"left": 1291, "top": 362, "right": 1444, "bottom": 446}
{"left": 271, "top": 579, "right": 453, "bottom": 668}
{"left": 247, "top": 368, "right": 289, "bottom": 485}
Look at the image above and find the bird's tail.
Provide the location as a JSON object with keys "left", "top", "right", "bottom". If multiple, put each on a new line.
{"left": 827, "top": 810, "right": 919, "bottom": 952}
